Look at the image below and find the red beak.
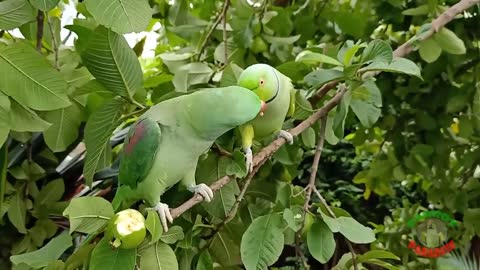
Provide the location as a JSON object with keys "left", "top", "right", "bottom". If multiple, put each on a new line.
{"left": 259, "top": 101, "right": 267, "bottom": 116}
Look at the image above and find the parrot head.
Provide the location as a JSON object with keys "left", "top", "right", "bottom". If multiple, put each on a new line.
{"left": 237, "top": 63, "right": 279, "bottom": 114}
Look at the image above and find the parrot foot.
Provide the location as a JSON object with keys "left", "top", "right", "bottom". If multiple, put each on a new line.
{"left": 244, "top": 147, "right": 254, "bottom": 173}
{"left": 151, "top": 202, "right": 173, "bottom": 232}
{"left": 188, "top": 184, "right": 214, "bottom": 202}
{"left": 277, "top": 130, "right": 294, "bottom": 145}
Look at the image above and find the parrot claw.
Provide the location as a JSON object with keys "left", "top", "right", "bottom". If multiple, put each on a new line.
{"left": 245, "top": 148, "right": 254, "bottom": 173}
{"left": 188, "top": 184, "right": 214, "bottom": 202}
{"left": 278, "top": 130, "right": 294, "bottom": 145}
{"left": 151, "top": 202, "right": 173, "bottom": 232}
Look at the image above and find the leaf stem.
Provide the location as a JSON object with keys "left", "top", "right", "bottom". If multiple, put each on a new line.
{"left": 45, "top": 13, "right": 59, "bottom": 69}
{"left": 36, "top": 11, "right": 44, "bottom": 52}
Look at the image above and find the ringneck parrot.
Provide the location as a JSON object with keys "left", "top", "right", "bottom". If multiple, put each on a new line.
{"left": 112, "top": 86, "right": 265, "bottom": 232}
{"left": 237, "top": 63, "right": 296, "bottom": 172}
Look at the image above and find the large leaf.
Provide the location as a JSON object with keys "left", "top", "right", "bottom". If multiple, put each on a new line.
{"left": 337, "top": 216, "right": 376, "bottom": 244}
{"left": 36, "top": 179, "right": 64, "bottom": 206}
{"left": 30, "top": 0, "right": 60, "bottom": 11}
{"left": 160, "top": 226, "right": 184, "bottom": 244}
{"left": 0, "top": 42, "right": 70, "bottom": 110}
{"left": 10, "top": 232, "right": 72, "bottom": 268}
{"left": 82, "top": 26, "right": 143, "bottom": 98}
{"left": 83, "top": 97, "right": 125, "bottom": 186}
{"left": 84, "top": 0, "right": 153, "bottom": 34}
{"left": 62, "top": 197, "right": 115, "bottom": 234}
{"left": 349, "top": 80, "right": 382, "bottom": 127}
{"left": 42, "top": 104, "right": 83, "bottom": 152}
{"left": 361, "top": 39, "right": 393, "bottom": 64}
{"left": 139, "top": 242, "right": 178, "bottom": 270}
{"left": 359, "top": 57, "right": 422, "bottom": 79}
{"left": 9, "top": 100, "right": 51, "bottom": 132}
{"left": 89, "top": 237, "right": 136, "bottom": 270}
{"left": 433, "top": 27, "right": 466, "bottom": 55}
{"left": 0, "top": 0, "right": 36, "bottom": 30}
{"left": 7, "top": 192, "right": 27, "bottom": 234}
{"left": 296, "top": 50, "right": 342, "bottom": 66}
{"left": 240, "top": 213, "right": 285, "bottom": 270}
{"left": 145, "top": 210, "right": 162, "bottom": 244}
{"left": 304, "top": 69, "right": 345, "bottom": 88}
{"left": 419, "top": 38, "right": 442, "bottom": 63}
{"left": 307, "top": 220, "right": 335, "bottom": 263}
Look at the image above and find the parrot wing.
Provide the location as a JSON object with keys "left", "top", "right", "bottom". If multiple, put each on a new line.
{"left": 118, "top": 117, "right": 161, "bottom": 189}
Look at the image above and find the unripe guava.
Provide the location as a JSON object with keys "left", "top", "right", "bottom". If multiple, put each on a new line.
{"left": 106, "top": 209, "right": 146, "bottom": 249}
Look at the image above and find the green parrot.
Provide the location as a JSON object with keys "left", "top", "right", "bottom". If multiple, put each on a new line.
{"left": 112, "top": 86, "right": 265, "bottom": 232}
{"left": 237, "top": 63, "right": 296, "bottom": 172}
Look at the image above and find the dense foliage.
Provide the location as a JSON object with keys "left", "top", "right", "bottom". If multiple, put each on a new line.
{"left": 0, "top": 0, "right": 479, "bottom": 269}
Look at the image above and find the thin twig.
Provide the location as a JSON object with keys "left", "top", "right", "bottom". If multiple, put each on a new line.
{"left": 197, "top": 2, "right": 229, "bottom": 61}
{"left": 222, "top": 0, "right": 230, "bottom": 65}
{"left": 36, "top": 11, "right": 44, "bottom": 52}
{"left": 295, "top": 233, "right": 309, "bottom": 269}
{"left": 45, "top": 14, "right": 59, "bottom": 69}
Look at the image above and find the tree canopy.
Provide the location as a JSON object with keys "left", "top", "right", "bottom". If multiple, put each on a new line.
{"left": 1, "top": 0, "right": 480, "bottom": 269}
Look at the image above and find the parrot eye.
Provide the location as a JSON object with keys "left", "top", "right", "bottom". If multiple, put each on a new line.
{"left": 260, "top": 79, "right": 264, "bottom": 85}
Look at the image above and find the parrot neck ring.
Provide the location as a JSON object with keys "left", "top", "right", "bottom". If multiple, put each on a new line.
{"left": 264, "top": 70, "right": 280, "bottom": 104}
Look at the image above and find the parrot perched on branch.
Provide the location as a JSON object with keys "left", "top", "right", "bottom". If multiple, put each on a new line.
{"left": 112, "top": 86, "right": 265, "bottom": 232}
{"left": 237, "top": 64, "right": 296, "bottom": 172}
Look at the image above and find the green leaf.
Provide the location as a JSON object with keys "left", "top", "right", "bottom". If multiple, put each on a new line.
{"left": 419, "top": 38, "right": 442, "bottom": 63}
{"left": 10, "top": 232, "right": 72, "bottom": 268}
{"left": 360, "top": 57, "right": 422, "bottom": 79}
{"left": 172, "top": 62, "right": 213, "bottom": 92}
{"left": 275, "top": 61, "right": 311, "bottom": 82}
{"left": 44, "top": 260, "right": 65, "bottom": 270}
{"left": 361, "top": 40, "right": 393, "bottom": 64}
{"left": 62, "top": 197, "right": 114, "bottom": 234}
{"left": 64, "top": 243, "right": 95, "bottom": 270}
{"left": 82, "top": 26, "right": 143, "bottom": 98}
{"left": 262, "top": 34, "right": 300, "bottom": 45}
{"left": 30, "top": 0, "right": 60, "bottom": 11}
{"left": 296, "top": 50, "right": 342, "bottom": 66}
{"left": 301, "top": 127, "right": 316, "bottom": 148}
{"left": 145, "top": 210, "right": 162, "bottom": 244}
{"left": 240, "top": 213, "right": 285, "bottom": 270}
{"left": 402, "top": 4, "right": 430, "bottom": 16}
{"left": 0, "top": 42, "right": 70, "bottom": 111}
{"left": 42, "top": 104, "right": 83, "bottom": 152}
{"left": 73, "top": 79, "right": 113, "bottom": 97}
{"left": 307, "top": 220, "right": 335, "bottom": 263}
{"left": 220, "top": 63, "right": 244, "bottom": 87}
{"left": 210, "top": 230, "right": 242, "bottom": 266}
{"left": 349, "top": 80, "right": 382, "bottom": 127}
{"left": 433, "top": 27, "right": 466, "bottom": 55}
{"left": 337, "top": 216, "right": 376, "bottom": 244}
{"left": 196, "top": 250, "right": 213, "bottom": 270}
{"left": 36, "top": 179, "right": 64, "bottom": 205}
{"left": 84, "top": 0, "right": 153, "bottom": 34}
{"left": 8, "top": 192, "right": 27, "bottom": 234}
{"left": 464, "top": 208, "right": 480, "bottom": 236}
{"left": 83, "top": 97, "right": 124, "bottom": 186}
{"left": 283, "top": 207, "right": 303, "bottom": 232}
{"left": 9, "top": 100, "right": 51, "bottom": 132}
{"left": 357, "top": 250, "right": 400, "bottom": 262}
{"left": 160, "top": 225, "right": 184, "bottom": 244}
{"left": 89, "top": 237, "right": 136, "bottom": 270}
{"left": 304, "top": 69, "right": 345, "bottom": 88}
{"left": 139, "top": 241, "right": 178, "bottom": 270}
{"left": 0, "top": 0, "right": 36, "bottom": 30}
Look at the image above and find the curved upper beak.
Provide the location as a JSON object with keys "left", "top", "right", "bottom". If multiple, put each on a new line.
{"left": 259, "top": 100, "right": 267, "bottom": 116}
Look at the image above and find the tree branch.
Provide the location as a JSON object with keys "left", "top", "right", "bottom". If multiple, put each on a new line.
{"left": 168, "top": 0, "right": 479, "bottom": 232}
{"left": 222, "top": 0, "right": 230, "bottom": 65}
{"left": 36, "top": 11, "right": 44, "bottom": 52}
{"left": 197, "top": 1, "right": 230, "bottom": 61}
